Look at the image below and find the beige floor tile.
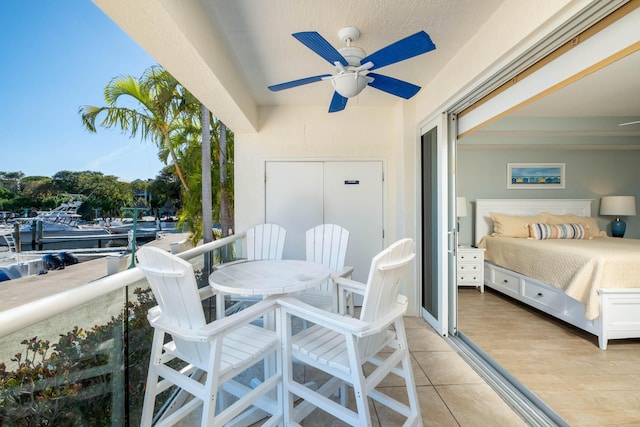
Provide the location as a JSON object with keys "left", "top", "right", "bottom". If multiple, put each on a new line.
{"left": 362, "top": 352, "right": 432, "bottom": 387}
{"left": 375, "top": 385, "right": 458, "bottom": 427}
{"left": 435, "top": 384, "right": 528, "bottom": 427}
{"left": 404, "top": 315, "right": 430, "bottom": 329}
{"left": 412, "top": 350, "right": 485, "bottom": 386}
{"left": 293, "top": 385, "right": 380, "bottom": 426}
{"left": 535, "top": 389, "right": 640, "bottom": 426}
{"left": 405, "top": 325, "right": 452, "bottom": 352}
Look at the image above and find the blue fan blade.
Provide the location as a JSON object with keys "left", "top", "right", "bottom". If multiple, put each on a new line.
{"left": 328, "top": 91, "right": 348, "bottom": 113}
{"left": 293, "top": 32, "right": 348, "bottom": 67}
{"left": 362, "top": 31, "right": 435, "bottom": 70}
{"left": 367, "top": 73, "right": 421, "bottom": 99}
{"left": 268, "top": 74, "right": 332, "bottom": 91}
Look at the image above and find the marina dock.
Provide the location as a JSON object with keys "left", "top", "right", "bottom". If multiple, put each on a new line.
{"left": 0, "top": 232, "right": 191, "bottom": 312}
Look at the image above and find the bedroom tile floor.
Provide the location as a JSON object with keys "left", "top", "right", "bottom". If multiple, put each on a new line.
{"left": 458, "top": 287, "right": 640, "bottom": 426}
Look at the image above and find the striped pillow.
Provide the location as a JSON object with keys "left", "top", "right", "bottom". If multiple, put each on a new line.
{"left": 529, "top": 223, "right": 588, "bottom": 240}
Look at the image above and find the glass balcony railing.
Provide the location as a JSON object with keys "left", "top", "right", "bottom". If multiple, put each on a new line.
{"left": 0, "top": 233, "right": 244, "bottom": 426}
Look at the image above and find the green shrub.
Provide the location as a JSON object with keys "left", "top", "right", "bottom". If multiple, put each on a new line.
{"left": 0, "top": 262, "right": 215, "bottom": 426}
{"left": 0, "top": 287, "right": 156, "bottom": 426}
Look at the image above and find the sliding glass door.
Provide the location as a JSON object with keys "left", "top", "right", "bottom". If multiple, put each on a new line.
{"left": 419, "top": 114, "right": 454, "bottom": 335}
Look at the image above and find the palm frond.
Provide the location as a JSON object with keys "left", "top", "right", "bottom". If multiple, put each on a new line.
{"left": 78, "top": 105, "right": 103, "bottom": 132}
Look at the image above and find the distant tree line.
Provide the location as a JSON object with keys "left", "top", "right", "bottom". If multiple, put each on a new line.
{"left": 0, "top": 168, "right": 181, "bottom": 222}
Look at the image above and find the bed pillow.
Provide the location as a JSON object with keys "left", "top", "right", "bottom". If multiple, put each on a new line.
{"left": 544, "top": 213, "right": 605, "bottom": 238}
{"left": 529, "top": 223, "right": 588, "bottom": 240}
{"left": 490, "top": 212, "right": 548, "bottom": 238}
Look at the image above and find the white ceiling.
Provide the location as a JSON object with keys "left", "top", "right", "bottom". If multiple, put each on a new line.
{"left": 196, "top": 0, "right": 638, "bottom": 137}
{"left": 509, "top": 48, "right": 640, "bottom": 119}
{"left": 465, "top": 47, "right": 640, "bottom": 141}
{"left": 199, "top": 0, "right": 506, "bottom": 110}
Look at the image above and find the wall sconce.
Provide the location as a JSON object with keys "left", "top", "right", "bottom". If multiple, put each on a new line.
{"left": 600, "top": 196, "right": 636, "bottom": 238}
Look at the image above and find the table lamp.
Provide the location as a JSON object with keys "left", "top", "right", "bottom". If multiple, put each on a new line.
{"left": 456, "top": 197, "right": 467, "bottom": 232}
{"left": 600, "top": 195, "right": 636, "bottom": 238}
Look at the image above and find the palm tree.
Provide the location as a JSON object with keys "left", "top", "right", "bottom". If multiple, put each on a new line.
{"left": 79, "top": 66, "right": 198, "bottom": 193}
{"left": 201, "top": 104, "right": 213, "bottom": 243}
{"left": 80, "top": 65, "right": 234, "bottom": 244}
{"left": 216, "top": 120, "right": 233, "bottom": 237}
{"left": 170, "top": 112, "right": 234, "bottom": 244}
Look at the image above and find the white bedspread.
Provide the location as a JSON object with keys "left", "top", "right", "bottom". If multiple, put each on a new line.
{"left": 478, "top": 236, "right": 640, "bottom": 320}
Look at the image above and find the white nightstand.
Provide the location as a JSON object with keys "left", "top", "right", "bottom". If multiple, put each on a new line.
{"left": 457, "top": 246, "right": 485, "bottom": 292}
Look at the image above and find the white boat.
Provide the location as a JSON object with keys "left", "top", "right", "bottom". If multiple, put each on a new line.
{"left": 19, "top": 197, "right": 103, "bottom": 233}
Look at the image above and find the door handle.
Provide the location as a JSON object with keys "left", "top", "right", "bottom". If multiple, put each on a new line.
{"left": 448, "top": 228, "right": 457, "bottom": 256}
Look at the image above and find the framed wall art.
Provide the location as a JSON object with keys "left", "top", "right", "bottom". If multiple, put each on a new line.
{"left": 507, "top": 163, "right": 565, "bottom": 189}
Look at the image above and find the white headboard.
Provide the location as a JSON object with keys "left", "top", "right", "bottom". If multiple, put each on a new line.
{"left": 474, "top": 199, "right": 593, "bottom": 246}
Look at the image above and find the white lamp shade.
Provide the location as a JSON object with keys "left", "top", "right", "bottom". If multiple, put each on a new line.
{"left": 600, "top": 196, "right": 637, "bottom": 216}
{"left": 332, "top": 73, "right": 368, "bottom": 98}
{"left": 456, "top": 197, "right": 468, "bottom": 218}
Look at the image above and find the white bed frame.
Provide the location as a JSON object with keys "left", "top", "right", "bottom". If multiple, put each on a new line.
{"left": 474, "top": 199, "right": 640, "bottom": 350}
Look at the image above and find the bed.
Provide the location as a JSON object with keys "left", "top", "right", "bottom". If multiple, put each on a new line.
{"left": 474, "top": 199, "right": 640, "bottom": 350}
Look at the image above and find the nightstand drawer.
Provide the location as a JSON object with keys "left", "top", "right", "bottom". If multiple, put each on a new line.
{"left": 457, "top": 272, "right": 483, "bottom": 284}
{"left": 458, "top": 262, "right": 482, "bottom": 273}
{"left": 458, "top": 252, "right": 483, "bottom": 263}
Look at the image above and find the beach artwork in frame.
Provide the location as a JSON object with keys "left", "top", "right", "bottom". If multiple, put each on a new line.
{"left": 507, "top": 163, "right": 565, "bottom": 189}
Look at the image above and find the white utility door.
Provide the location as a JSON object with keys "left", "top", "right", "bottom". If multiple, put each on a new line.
{"left": 265, "top": 161, "right": 383, "bottom": 283}
{"left": 322, "top": 162, "right": 383, "bottom": 283}
{"left": 265, "top": 162, "right": 323, "bottom": 261}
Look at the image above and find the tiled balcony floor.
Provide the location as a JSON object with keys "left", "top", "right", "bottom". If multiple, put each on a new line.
{"left": 179, "top": 314, "right": 525, "bottom": 426}
{"left": 294, "top": 315, "right": 526, "bottom": 426}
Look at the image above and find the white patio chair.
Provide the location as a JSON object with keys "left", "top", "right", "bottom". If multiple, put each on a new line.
{"left": 278, "top": 238, "right": 421, "bottom": 426}
{"left": 137, "top": 246, "right": 283, "bottom": 427}
{"left": 218, "top": 223, "right": 287, "bottom": 318}
{"left": 246, "top": 223, "right": 287, "bottom": 261}
{"left": 296, "top": 224, "right": 353, "bottom": 314}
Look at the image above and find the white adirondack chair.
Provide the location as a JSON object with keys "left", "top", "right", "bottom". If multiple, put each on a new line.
{"left": 246, "top": 223, "right": 287, "bottom": 261}
{"left": 137, "top": 246, "right": 283, "bottom": 427}
{"left": 278, "top": 238, "right": 421, "bottom": 426}
{"left": 218, "top": 224, "right": 287, "bottom": 318}
{"left": 293, "top": 224, "right": 353, "bottom": 316}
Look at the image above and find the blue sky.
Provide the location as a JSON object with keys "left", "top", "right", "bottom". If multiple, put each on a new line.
{"left": 0, "top": 1, "right": 166, "bottom": 181}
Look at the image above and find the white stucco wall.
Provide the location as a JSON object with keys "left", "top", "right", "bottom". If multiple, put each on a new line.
{"left": 235, "top": 105, "right": 400, "bottom": 234}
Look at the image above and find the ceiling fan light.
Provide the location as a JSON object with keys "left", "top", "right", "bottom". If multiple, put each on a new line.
{"left": 332, "top": 73, "right": 368, "bottom": 98}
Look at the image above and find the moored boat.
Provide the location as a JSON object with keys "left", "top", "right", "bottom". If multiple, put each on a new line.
{"left": 18, "top": 196, "right": 105, "bottom": 233}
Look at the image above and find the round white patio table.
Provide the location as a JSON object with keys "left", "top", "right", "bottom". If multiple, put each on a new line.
{"left": 208, "top": 259, "right": 330, "bottom": 297}
{"left": 208, "top": 259, "right": 331, "bottom": 425}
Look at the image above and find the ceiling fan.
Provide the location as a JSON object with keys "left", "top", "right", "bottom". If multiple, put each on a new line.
{"left": 268, "top": 26, "right": 436, "bottom": 113}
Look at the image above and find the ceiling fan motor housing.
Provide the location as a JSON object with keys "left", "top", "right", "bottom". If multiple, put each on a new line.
{"left": 338, "top": 46, "right": 366, "bottom": 66}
